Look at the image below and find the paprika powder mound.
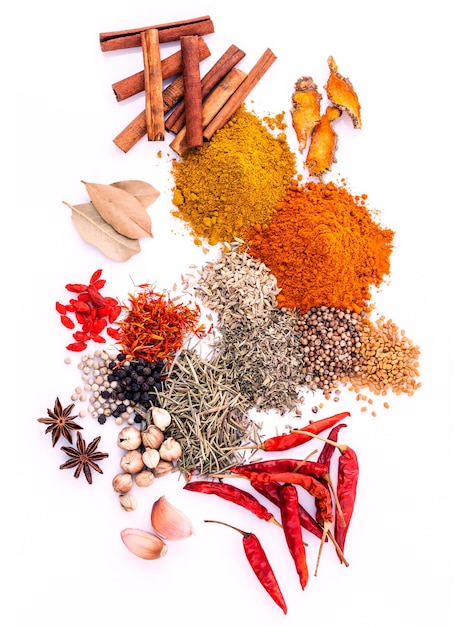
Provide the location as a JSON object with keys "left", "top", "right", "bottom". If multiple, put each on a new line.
{"left": 246, "top": 179, "right": 395, "bottom": 313}
{"left": 171, "top": 105, "right": 296, "bottom": 246}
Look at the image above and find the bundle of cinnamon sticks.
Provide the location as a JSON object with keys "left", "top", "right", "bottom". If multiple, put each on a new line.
{"left": 100, "top": 16, "right": 277, "bottom": 154}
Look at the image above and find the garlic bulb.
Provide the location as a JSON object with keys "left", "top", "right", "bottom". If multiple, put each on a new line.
{"left": 117, "top": 426, "right": 142, "bottom": 450}
{"left": 120, "top": 450, "right": 145, "bottom": 474}
{"left": 119, "top": 494, "right": 137, "bottom": 512}
{"left": 141, "top": 424, "right": 164, "bottom": 449}
{"left": 150, "top": 407, "right": 172, "bottom": 430}
{"left": 151, "top": 495, "right": 194, "bottom": 540}
{"left": 135, "top": 470, "right": 154, "bottom": 488}
{"left": 120, "top": 528, "right": 168, "bottom": 560}
{"left": 142, "top": 448, "right": 160, "bottom": 469}
{"left": 112, "top": 472, "right": 133, "bottom": 493}
{"left": 159, "top": 437, "right": 182, "bottom": 462}
{"left": 152, "top": 459, "right": 174, "bottom": 478}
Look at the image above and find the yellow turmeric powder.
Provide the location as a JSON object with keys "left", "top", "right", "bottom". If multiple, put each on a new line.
{"left": 171, "top": 105, "right": 296, "bottom": 246}
{"left": 246, "top": 178, "right": 395, "bottom": 313}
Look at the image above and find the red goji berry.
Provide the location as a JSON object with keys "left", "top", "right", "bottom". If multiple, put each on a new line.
{"left": 97, "top": 306, "right": 112, "bottom": 318}
{"left": 90, "top": 333, "right": 106, "bottom": 344}
{"left": 81, "top": 319, "right": 92, "bottom": 333}
{"left": 108, "top": 305, "right": 122, "bottom": 323}
{"left": 87, "top": 285, "right": 107, "bottom": 306}
{"left": 104, "top": 296, "right": 119, "bottom": 306}
{"left": 56, "top": 302, "right": 67, "bottom": 315}
{"left": 66, "top": 342, "right": 87, "bottom": 352}
{"left": 65, "top": 283, "right": 88, "bottom": 293}
{"left": 77, "top": 292, "right": 90, "bottom": 302}
{"left": 70, "top": 299, "right": 92, "bottom": 313}
{"left": 60, "top": 315, "right": 75, "bottom": 329}
{"left": 73, "top": 331, "right": 90, "bottom": 342}
{"left": 92, "top": 279, "right": 106, "bottom": 290}
{"left": 92, "top": 318, "right": 107, "bottom": 334}
{"left": 89, "top": 269, "right": 103, "bottom": 284}
{"left": 107, "top": 327, "right": 121, "bottom": 340}
{"left": 75, "top": 311, "right": 88, "bottom": 325}
{"left": 65, "top": 304, "right": 76, "bottom": 313}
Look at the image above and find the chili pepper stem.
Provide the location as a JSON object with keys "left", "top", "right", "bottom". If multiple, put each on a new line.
{"left": 292, "top": 430, "right": 348, "bottom": 453}
{"left": 204, "top": 519, "right": 247, "bottom": 536}
{"left": 326, "top": 530, "right": 349, "bottom": 567}
{"left": 314, "top": 522, "right": 331, "bottom": 577}
{"left": 293, "top": 449, "right": 318, "bottom": 472}
{"left": 324, "top": 473, "right": 346, "bottom": 528}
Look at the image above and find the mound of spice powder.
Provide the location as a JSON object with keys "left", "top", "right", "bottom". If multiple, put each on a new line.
{"left": 171, "top": 105, "right": 296, "bottom": 246}
{"left": 246, "top": 179, "right": 395, "bottom": 313}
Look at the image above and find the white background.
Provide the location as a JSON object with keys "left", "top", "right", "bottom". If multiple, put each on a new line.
{"left": 10, "top": 1, "right": 466, "bottom": 624}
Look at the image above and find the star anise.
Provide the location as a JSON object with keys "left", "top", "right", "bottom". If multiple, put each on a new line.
{"left": 60, "top": 431, "right": 109, "bottom": 485}
{"left": 38, "top": 397, "right": 83, "bottom": 447}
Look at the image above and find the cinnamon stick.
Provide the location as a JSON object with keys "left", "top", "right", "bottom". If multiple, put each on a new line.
{"left": 180, "top": 35, "right": 203, "bottom": 148}
{"left": 165, "top": 44, "right": 245, "bottom": 134}
{"left": 112, "top": 38, "right": 211, "bottom": 102}
{"left": 113, "top": 76, "right": 186, "bottom": 153}
{"left": 170, "top": 68, "right": 247, "bottom": 156}
{"left": 203, "top": 48, "right": 277, "bottom": 141}
{"left": 100, "top": 16, "right": 214, "bottom": 52}
{"left": 142, "top": 29, "right": 165, "bottom": 141}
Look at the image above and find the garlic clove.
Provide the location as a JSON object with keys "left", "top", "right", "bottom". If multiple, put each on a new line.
{"left": 120, "top": 528, "right": 168, "bottom": 560}
{"left": 159, "top": 437, "right": 182, "bottom": 462}
{"left": 150, "top": 407, "right": 172, "bottom": 430}
{"left": 151, "top": 495, "right": 194, "bottom": 540}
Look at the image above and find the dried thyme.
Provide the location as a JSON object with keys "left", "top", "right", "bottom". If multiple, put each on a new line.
{"left": 152, "top": 349, "right": 262, "bottom": 478}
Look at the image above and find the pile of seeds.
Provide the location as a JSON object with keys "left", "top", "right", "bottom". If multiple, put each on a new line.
{"left": 295, "top": 306, "right": 365, "bottom": 396}
{"left": 184, "top": 240, "right": 305, "bottom": 413}
{"left": 154, "top": 348, "right": 262, "bottom": 477}
{"left": 76, "top": 351, "right": 166, "bottom": 425}
{"left": 345, "top": 314, "right": 421, "bottom": 398}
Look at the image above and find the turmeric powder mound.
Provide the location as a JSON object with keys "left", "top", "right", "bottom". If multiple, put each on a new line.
{"left": 246, "top": 179, "right": 394, "bottom": 313}
{"left": 170, "top": 105, "right": 296, "bottom": 246}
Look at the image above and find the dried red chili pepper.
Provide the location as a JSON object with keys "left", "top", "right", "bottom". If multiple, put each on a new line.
{"left": 317, "top": 423, "right": 348, "bottom": 468}
{"left": 60, "top": 315, "right": 75, "bottom": 330}
{"left": 232, "top": 458, "right": 328, "bottom": 478}
{"left": 244, "top": 412, "right": 350, "bottom": 452}
{"left": 251, "top": 479, "right": 325, "bottom": 541}
{"left": 183, "top": 480, "right": 281, "bottom": 526}
{"left": 205, "top": 520, "right": 287, "bottom": 614}
{"left": 279, "top": 483, "right": 309, "bottom": 589}
{"left": 334, "top": 444, "right": 359, "bottom": 560}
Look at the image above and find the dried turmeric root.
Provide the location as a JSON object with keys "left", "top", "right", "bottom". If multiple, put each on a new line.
{"left": 290, "top": 76, "right": 322, "bottom": 152}
{"left": 305, "top": 105, "right": 342, "bottom": 178}
{"left": 325, "top": 56, "right": 362, "bottom": 129}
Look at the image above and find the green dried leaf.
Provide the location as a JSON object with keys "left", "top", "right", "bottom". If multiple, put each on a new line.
{"left": 110, "top": 180, "right": 160, "bottom": 209}
{"left": 64, "top": 201, "right": 141, "bottom": 262}
{"left": 81, "top": 180, "right": 153, "bottom": 239}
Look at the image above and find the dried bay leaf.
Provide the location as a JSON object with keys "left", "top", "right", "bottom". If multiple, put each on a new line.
{"left": 82, "top": 180, "right": 153, "bottom": 239}
{"left": 110, "top": 180, "right": 160, "bottom": 209}
{"left": 64, "top": 201, "right": 141, "bottom": 262}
